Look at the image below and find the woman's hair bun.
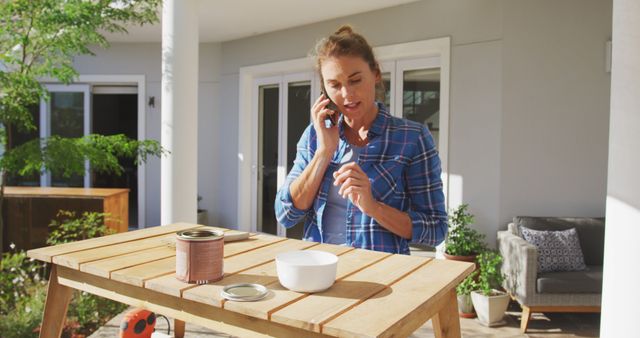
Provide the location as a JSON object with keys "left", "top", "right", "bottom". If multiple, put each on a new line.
{"left": 334, "top": 25, "right": 354, "bottom": 35}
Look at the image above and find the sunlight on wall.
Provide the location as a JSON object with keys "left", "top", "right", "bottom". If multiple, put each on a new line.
{"left": 601, "top": 196, "right": 640, "bottom": 337}
{"left": 448, "top": 174, "right": 464, "bottom": 211}
{"left": 436, "top": 173, "right": 463, "bottom": 258}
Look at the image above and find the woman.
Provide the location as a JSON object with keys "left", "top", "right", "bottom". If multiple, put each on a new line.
{"left": 275, "top": 25, "right": 447, "bottom": 254}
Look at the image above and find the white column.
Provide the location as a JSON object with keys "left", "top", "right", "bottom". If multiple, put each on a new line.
{"left": 161, "top": 0, "right": 198, "bottom": 224}
{"left": 601, "top": 0, "right": 640, "bottom": 336}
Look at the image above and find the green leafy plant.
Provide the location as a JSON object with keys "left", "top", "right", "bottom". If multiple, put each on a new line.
{"left": 0, "top": 283, "right": 47, "bottom": 338}
{"left": 0, "top": 247, "right": 46, "bottom": 314}
{"left": 47, "top": 210, "right": 114, "bottom": 246}
{"left": 444, "top": 204, "right": 487, "bottom": 256}
{"left": 456, "top": 271, "right": 479, "bottom": 296}
{"left": 475, "top": 250, "right": 505, "bottom": 296}
{"left": 0, "top": 0, "right": 163, "bottom": 256}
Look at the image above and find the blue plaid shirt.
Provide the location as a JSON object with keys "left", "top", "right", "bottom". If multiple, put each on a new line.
{"left": 275, "top": 102, "right": 447, "bottom": 254}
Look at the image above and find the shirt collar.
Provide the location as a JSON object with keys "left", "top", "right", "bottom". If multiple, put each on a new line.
{"left": 338, "top": 101, "right": 389, "bottom": 140}
{"left": 368, "top": 101, "right": 389, "bottom": 138}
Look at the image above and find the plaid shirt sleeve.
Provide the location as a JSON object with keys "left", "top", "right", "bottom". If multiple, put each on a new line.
{"left": 406, "top": 125, "right": 448, "bottom": 246}
{"left": 275, "top": 125, "right": 312, "bottom": 228}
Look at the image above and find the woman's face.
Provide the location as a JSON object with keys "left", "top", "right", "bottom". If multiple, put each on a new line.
{"left": 320, "top": 55, "right": 380, "bottom": 122}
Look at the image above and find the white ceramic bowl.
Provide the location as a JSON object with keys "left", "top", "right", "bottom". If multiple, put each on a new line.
{"left": 275, "top": 250, "right": 338, "bottom": 293}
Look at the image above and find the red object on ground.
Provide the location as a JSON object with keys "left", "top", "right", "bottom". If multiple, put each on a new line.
{"left": 120, "top": 309, "right": 156, "bottom": 338}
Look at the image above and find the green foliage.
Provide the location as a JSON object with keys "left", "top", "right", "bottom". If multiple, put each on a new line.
{"left": 2, "top": 134, "right": 167, "bottom": 179}
{"left": 0, "top": 247, "right": 46, "bottom": 314}
{"left": 455, "top": 270, "right": 479, "bottom": 296}
{"left": 0, "top": 283, "right": 46, "bottom": 338}
{"left": 444, "top": 204, "right": 487, "bottom": 256}
{"left": 46, "top": 210, "right": 114, "bottom": 246}
{"left": 476, "top": 251, "right": 505, "bottom": 296}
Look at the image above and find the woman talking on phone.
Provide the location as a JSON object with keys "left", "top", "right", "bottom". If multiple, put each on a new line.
{"left": 275, "top": 25, "right": 447, "bottom": 255}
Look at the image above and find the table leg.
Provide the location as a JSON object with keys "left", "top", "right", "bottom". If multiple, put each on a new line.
{"left": 432, "top": 289, "right": 461, "bottom": 338}
{"left": 39, "top": 265, "right": 73, "bottom": 338}
{"left": 174, "top": 319, "right": 186, "bottom": 338}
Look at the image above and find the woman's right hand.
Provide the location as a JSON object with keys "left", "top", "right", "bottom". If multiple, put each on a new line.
{"left": 311, "top": 94, "right": 340, "bottom": 158}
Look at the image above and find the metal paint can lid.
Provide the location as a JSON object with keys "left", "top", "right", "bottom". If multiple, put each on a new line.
{"left": 221, "top": 283, "right": 269, "bottom": 302}
{"left": 176, "top": 229, "right": 224, "bottom": 241}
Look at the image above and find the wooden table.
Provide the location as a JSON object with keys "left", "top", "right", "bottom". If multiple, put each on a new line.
{"left": 28, "top": 223, "right": 473, "bottom": 338}
{"left": 4, "top": 186, "right": 129, "bottom": 251}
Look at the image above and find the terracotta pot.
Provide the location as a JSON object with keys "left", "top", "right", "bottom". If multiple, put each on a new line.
{"left": 443, "top": 252, "right": 477, "bottom": 262}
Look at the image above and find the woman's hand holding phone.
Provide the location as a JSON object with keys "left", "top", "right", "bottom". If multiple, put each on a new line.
{"left": 311, "top": 93, "right": 340, "bottom": 158}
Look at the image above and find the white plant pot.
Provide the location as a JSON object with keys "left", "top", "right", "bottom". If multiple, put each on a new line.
{"left": 470, "top": 290, "right": 510, "bottom": 326}
{"left": 457, "top": 294, "right": 476, "bottom": 317}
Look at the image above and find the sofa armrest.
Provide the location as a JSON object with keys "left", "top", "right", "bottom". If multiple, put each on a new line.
{"left": 497, "top": 230, "right": 538, "bottom": 302}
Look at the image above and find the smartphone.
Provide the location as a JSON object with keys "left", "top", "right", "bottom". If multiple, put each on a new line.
{"left": 321, "top": 85, "right": 340, "bottom": 128}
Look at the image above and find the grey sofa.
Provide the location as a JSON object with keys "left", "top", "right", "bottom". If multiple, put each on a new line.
{"left": 497, "top": 216, "right": 604, "bottom": 332}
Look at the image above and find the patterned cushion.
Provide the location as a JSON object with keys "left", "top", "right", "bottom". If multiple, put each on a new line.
{"left": 520, "top": 227, "right": 587, "bottom": 273}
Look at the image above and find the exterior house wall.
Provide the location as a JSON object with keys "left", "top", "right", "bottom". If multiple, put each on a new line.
{"left": 70, "top": 0, "right": 612, "bottom": 248}
{"left": 73, "top": 42, "right": 223, "bottom": 227}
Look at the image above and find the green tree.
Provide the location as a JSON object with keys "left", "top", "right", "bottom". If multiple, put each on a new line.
{"left": 0, "top": 0, "right": 163, "bottom": 255}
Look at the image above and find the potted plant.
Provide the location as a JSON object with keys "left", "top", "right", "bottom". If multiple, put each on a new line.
{"left": 444, "top": 204, "right": 486, "bottom": 263}
{"left": 455, "top": 271, "right": 478, "bottom": 318}
{"left": 470, "top": 251, "right": 510, "bottom": 326}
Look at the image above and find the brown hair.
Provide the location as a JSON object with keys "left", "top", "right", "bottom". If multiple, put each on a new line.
{"left": 312, "top": 25, "right": 385, "bottom": 100}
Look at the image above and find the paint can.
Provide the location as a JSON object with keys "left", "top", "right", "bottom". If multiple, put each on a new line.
{"left": 175, "top": 229, "right": 224, "bottom": 284}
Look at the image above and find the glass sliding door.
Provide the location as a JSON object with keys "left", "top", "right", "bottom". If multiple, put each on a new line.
{"left": 253, "top": 73, "right": 313, "bottom": 237}
{"left": 42, "top": 84, "right": 91, "bottom": 187}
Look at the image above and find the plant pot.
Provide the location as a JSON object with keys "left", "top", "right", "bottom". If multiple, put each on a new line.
{"left": 443, "top": 252, "right": 477, "bottom": 262}
{"left": 457, "top": 294, "right": 476, "bottom": 318}
{"left": 470, "top": 290, "right": 510, "bottom": 326}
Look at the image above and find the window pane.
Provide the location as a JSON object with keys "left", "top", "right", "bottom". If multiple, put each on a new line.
{"left": 402, "top": 68, "right": 440, "bottom": 149}
{"left": 50, "top": 92, "right": 84, "bottom": 187}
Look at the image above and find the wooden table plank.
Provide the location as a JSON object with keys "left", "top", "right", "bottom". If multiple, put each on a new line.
{"left": 222, "top": 244, "right": 355, "bottom": 319}
{"left": 53, "top": 231, "right": 199, "bottom": 269}
{"left": 181, "top": 239, "right": 321, "bottom": 307}
{"left": 270, "top": 255, "right": 430, "bottom": 332}
{"left": 223, "top": 239, "right": 319, "bottom": 275}
{"left": 322, "top": 259, "right": 474, "bottom": 338}
{"left": 223, "top": 234, "right": 287, "bottom": 257}
{"left": 220, "top": 246, "right": 388, "bottom": 322}
{"left": 111, "top": 257, "right": 175, "bottom": 287}
{"left": 80, "top": 246, "right": 177, "bottom": 278}
{"left": 27, "top": 223, "right": 206, "bottom": 263}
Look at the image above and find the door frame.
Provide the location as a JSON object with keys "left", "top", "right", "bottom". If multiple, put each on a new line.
{"left": 238, "top": 37, "right": 450, "bottom": 234}
{"left": 42, "top": 75, "right": 147, "bottom": 229}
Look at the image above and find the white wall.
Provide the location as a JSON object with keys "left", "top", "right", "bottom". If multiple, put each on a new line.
{"left": 73, "top": 42, "right": 223, "bottom": 227}
{"left": 500, "top": 0, "right": 612, "bottom": 226}
{"left": 600, "top": 0, "right": 640, "bottom": 335}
